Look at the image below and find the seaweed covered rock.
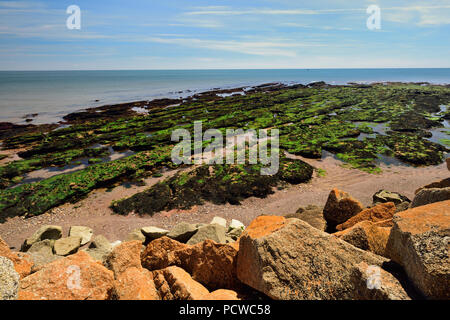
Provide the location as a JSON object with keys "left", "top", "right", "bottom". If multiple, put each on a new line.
{"left": 323, "top": 188, "right": 364, "bottom": 230}
{"left": 385, "top": 200, "right": 450, "bottom": 299}
{"left": 236, "top": 216, "right": 410, "bottom": 300}
{"left": 336, "top": 202, "right": 396, "bottom": 231}
{"left": 19, "top": 251, "right": 114, "bottom": 300}
{"left": 111, "top": 158, "right": 313, "bottom": 216}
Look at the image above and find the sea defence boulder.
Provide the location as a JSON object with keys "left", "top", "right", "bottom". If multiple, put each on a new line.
{"left": 285, "top": 205, "right": 327, "bottom": 231}
{"left": 385, "top": 200, "right": 450, "bottom": 299}
{"left": 19, "top": 251, "right": 114, "bottom": 300}
{"left": 410, "top": 187, "right": 450, "bottom": 208}
{"left": 0, "top": 236, "right": 33, "bottom": 278}
{"left": 0, "top": 256, "right": 20, "bottom": 300}
{"left": 237, "top": 216, "right": 410, "bottom": 300}
{"left": 336, "top": 202, "right": 396, "bottom": 231}
{"left": 21, "top": 225, "right": 62, "bottom": 251}
{"left": 323, "top": 188, "right": 364, "bottom": 230}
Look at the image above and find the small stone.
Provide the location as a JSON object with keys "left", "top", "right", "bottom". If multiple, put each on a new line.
{"left": 21, "top": 225, "right": 62, "bottom": 251}
{"left": 0, "top": 256, "right": 20, "bottom": 300}
{"left": 126, "top": 228, "right": 146, "bottom": 242}
{"left": 210, "top": 216, "right": 227, "bottom": 228}
{"left": 229, "top": 219, "right": 245, "bottom": 231}
{"left": 69, "top": 226, "right": 93, "bottom": 245}
{"left": 372, "top": 190, "right": 410, "bottom": 205}
{"left": 54, "top": 237, "right": 82, "bottom": 256}
{"left": 186, "top": 224, "right": 227, "bottom": 245}
{"left": 167, "top": 222, "right": 199, "bottom": 243}
{"left": 141, "top": 226, "right": 169, "bottom": 240}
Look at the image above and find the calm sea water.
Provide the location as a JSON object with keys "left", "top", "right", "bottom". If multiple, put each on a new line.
{"left": 1, "top": 69, "right": 449, "bottom": 124}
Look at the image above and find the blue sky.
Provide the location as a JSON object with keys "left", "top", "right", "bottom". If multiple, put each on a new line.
{"left": 0, "top": 0, "right": 449, "bottom": 70}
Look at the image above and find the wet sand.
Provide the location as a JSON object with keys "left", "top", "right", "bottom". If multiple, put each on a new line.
{"left": 0, "top": 154, "right": 448, "bottom": 250}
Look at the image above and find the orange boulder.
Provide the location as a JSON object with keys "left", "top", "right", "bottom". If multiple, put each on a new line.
{"left": 113, "top": 267, "right": 159, "bottom": 300}
{"left": 323, "top": 188, "right": 364, "bottom": 228}
{"left": 152, "top": 266, "right": 209, "bottom": 300}
{"left": 0, "top": 236, "right": 33, "bottom": 279}
{"left": 19, "top": 251, "right": 114, "bottom": 300}
{"left": 336, "top": 202, "right": 396, "bottom": 231}
{"left": 106, "top": 240, "right": 142, "bottom": 277}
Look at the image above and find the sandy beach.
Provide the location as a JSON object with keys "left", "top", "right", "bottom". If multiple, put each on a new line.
{"left": 1, "top": 152, "right": 447, "bottom": 250}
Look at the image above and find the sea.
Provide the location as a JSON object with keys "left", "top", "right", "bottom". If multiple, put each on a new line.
{"left": 1, "top": 68, "right": 449, "bottom": 124}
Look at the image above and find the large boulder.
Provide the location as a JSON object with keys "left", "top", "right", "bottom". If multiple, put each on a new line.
{"left": 385, "top": 200, "right": 450, "bottom": 299}
{"left": 334, "top": 221, "right": 391, "bottom": 257}
{"left": 69, "top": 226, "right": 93, "bottom": 245}
{"left": 113, "top": 267, "right": 159, "bottom": 300}
{"left": 21, "top": 225, "right": 62, "bottom": 251}
{"left": 410, "top": 187, "right": 450, "bottom": 208}
{"left": 285, "top": 205, "right": 326, "bottom": 231}
{"left": 237, "top": 216, "right": 410, "bottom": 300}
{"left": 0, "top": 236, "right": 33, "bottom": 278}
{"left": 336, "top": 202, "right": 396, "bottom": 231}
{"left": 19, "top": 251, "right": 114, "bottom": 300}
{"left": 54, "top": 237, "right": 82, "bottom": 256}
{"left": 105, "top": 240, "right": 142, "bottom": 277}
{"left": 186, "top": 224, "right": 227, "bottom": 245}
{"left": 204, "top": 289, "right": 240, "bottom": 300}
{"left": 142, "top": 237, "right": 240, "bottom": 290}
{"left": 323, "top": 188, "right": 364, "bottom": 229}
{"left": 0, "top": 256, "right": 20, "bottom": 300}
{"left": 152, "top": 266, "right": 209, "bottom": 300}
{"left": 415, "top": 178, "right": 450, "bottom": 193}
{"left": 166, "top": 222, "right": 199, "bottom": 243}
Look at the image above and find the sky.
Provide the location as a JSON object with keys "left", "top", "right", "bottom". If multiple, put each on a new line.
{"left": 0, "top": 0, "right": 449, "bottom": 70}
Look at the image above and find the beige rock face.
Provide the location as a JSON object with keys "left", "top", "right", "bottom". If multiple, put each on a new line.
{"left": 237, "top": 216, "right": 410, "bottom": 300}
{"left": 0, "top": 256, "right": 20, "bottom": 300}
{"left": 113, "top": 267, "right": 159, "bottom": 300}
{"left": 152, "top": 266, "right": 209, "bottom": 300}
{"left": 323, "top": 188, "right": 364, "bottom": 229}
{"left": 54, "top": 237, "right": 82, "bottom": 256}
{"left": 334, "top": 221, "right": 391, "bottom": 257}
{"left": 336, "top": 202, "right": 396, "bottom": 231}
{"left": 21, "top": 225, "right": 62, "bottom": 251}
{"left": 385, "top": 200, "right": 450, "bottom": 299}
{"left": 69, "top": 226, "right": 93, "bottom": 245}
{"left": 186, "top": 224, "right": 227, "bottom": 245}
{"left": 285, "top": 205, "right": 326, "bottom": 231}
{"left": 105, "top": 240, "right": 142, "bottom": 277}
{"left": 19, "top": 251, "right": 114, "bottom": 300}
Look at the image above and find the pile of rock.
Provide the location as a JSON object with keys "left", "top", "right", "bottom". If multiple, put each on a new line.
{"left": 0, "top": 176, "right": 449, "bottom": 300}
